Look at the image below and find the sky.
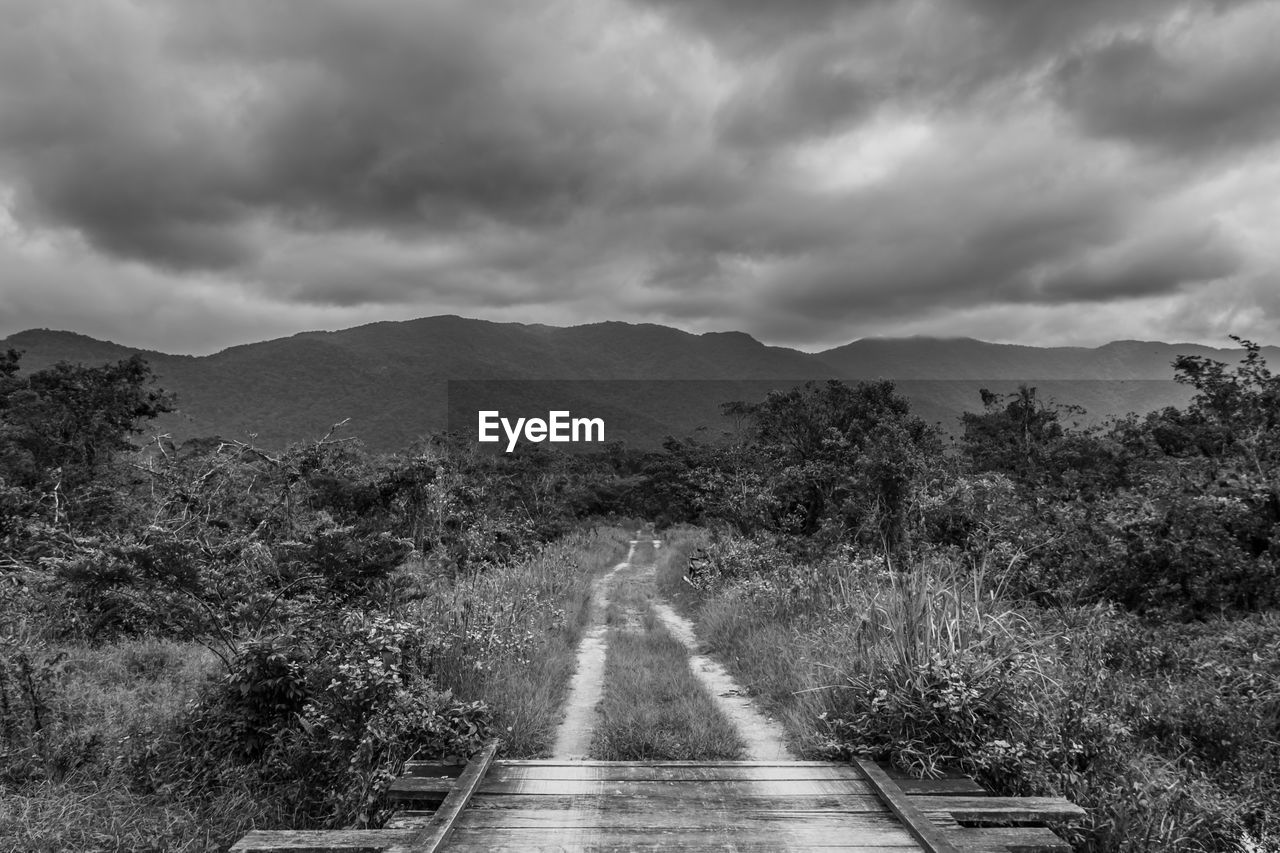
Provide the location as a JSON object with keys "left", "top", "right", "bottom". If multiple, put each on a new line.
{"left": 1, "top": 0, "right": 1279, "bottom": 355}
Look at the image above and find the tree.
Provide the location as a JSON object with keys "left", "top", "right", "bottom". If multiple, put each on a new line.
{"left": 961, "top": 386, "right": 1077, "bottom": 482}
{"left": 0, "top": 353, "right": 173, "bottom": 492}
{"left": 1172, "top": 336, "right": 1280, "bottom": 477}
{"left": 725, "top": 380, "right": 941, "bottom": 550}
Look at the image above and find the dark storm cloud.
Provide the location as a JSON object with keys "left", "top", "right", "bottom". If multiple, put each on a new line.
{"left": 0, "top": 0, "right": 1277, "bottom": 353}
{"left": 0, "top": 5, "right": 255, "bottom": 268}
{"left": 217, "top": 5, "right": 642, "bottom": 229}
{"left": 1054, "top": 33, "right": 1280, "bottom": 155}
{"left": 0, "top": 0, "right": 693, "bottom": 273}
{"left": 1030, "top": 224, "right": 1240, "bottom": 303}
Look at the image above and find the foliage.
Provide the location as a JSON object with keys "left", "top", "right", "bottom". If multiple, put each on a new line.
{"left": 723, "top": 379, "right": 942, "bottom": 551}
{"left": 6, "top": 337, "right": 1280, "bottom": 852}
{"left": 0, "top": 351, "right": 173, "bottom": 499}
{"left": 677, "top": 531, "right": 1280, "bottom": 852}
{"left": 130, "top": 611, "right": 490, "bottom": 829}
{"left": 1173, "top": 336, "right": 1280, "bottom": 474}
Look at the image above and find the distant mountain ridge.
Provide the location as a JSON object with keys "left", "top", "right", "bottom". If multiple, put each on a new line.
{"left": 4, "top": 318, "right": 1272, "bottom": 450}
{"left": 820, "top": 336, "right": 1255, "bottom": 380}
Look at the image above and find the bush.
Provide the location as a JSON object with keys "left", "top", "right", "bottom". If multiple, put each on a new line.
{"left": 133, "top": 611, "right": 490, "bottom": 829}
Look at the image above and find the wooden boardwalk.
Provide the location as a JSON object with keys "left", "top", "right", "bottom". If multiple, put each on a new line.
{"left": 231, "top": 753, "right": 1083, "bottom": 852}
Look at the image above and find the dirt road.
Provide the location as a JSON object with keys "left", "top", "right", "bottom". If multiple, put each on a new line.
{"left": 549, "top": 536, "right": 792, "bottom": 761}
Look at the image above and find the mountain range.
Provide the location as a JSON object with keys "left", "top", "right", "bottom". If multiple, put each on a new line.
{"left": 4, "top": 316, "right": 1271, "bottom": 451}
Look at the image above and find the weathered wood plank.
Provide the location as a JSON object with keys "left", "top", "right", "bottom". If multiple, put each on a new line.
{"left": 381, "top": 812, "right": 433, "bottom": 831}
{"left": 460, "top": 793, "right": 886, "bottom": 813}
{"left": 236, "top": 759, "right": 1081, "bottom": 852}
{"left": 406, "top": 763, "right": 866, "bottom": 782}
{"left": 454, "top": 807, "right": 912, "bottom": 832}
{"left": 229, "top": 829, "right": 409, "bottom": 851}
{"left": 910, "top": 796, "right": 1087, "bottom": 824}
{"left": 400, "top": 762, "right": 464, "bottom": 779}
{"left": 443, "top": 825, "right": 922, "bottom": 850}
{"left": 948, "top": 826, "right": 1071, "bottom": 853}
{"left": 857, "top": 759, "right": 964, "bottom": 853}
{"left": 896, "top": 778, "right": 986, "bottom": 796}
{"left": 439, "top": 844, "right": 918, "bottom": 853}
{"left": 391, "top": 777, "right": 879, "bottom": 799}
{"left": 489, "top": 759, "right": 842, "bottom": 767}
{"left": 386, "top": 740, "right": 498, "bottom": 853}
{"left": 228, "top": 822, "right": 1065, "bottom": 853}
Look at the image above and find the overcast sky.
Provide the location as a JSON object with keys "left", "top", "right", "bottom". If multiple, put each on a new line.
{"left": 1, "top": 0, "right": 1278, "bottom": 354}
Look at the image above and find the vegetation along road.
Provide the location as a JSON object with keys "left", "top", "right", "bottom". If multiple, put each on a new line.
{"left": 5, "top": 342, "right": 1280, "bottom": 851}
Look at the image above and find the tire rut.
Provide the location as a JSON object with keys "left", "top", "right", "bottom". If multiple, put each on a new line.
{"left": 550, "top": 537, "right": 793, "bottom": 761}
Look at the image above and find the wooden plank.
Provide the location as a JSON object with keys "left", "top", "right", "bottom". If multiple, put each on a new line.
{"left": 439, "top": 843, "right": 917, "bottom": 853}
{"left": 948, "top": 826, "right": 1071, "bottom": 853}
{"left": 400, "top": 762, "right": 463, "bottom": 779}
{"left": 857, "top": 759, "right": 964, "bottom": 853}
{"left": 443, "top": 826, "right": 922, "bottom": 850}
{"left": 229, "top": 829, "right": 409, "bottom": 851}
{"left": 391, "top": 777, "right": 879, "bottom": 799}
{"left": 382, "top": 812, "right": 433, "bottom": 831}
{"left": 897, "top": 778, "right": 987, "bottom": 796}
{"left": 408, "top": 763, "right": 866, "bottom": 781}
{"left": 234, "top": 756, "right": 1077, "bottom": 853}
{"left": 910, "top": 796, "right": 1087, "bottom": 824}
{"left": 386, "top": 740, "right": 499, "bottom": 853}
{"left": 455, "top": 807, "right": 913, "bottom": 832}
{"left": 461, "top": 793, "right": 888, "bottom": 813}
{"left": 489, "top": 759, "right": 842, "bottom": 767}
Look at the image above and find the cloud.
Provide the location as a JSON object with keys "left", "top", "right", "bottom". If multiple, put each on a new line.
{"left": 0, "top": 0, "right": 716, "bottom": 271}
{"left": 714, "top": 41, "right": 880, "bottom": 150}
{"left": 0, "top": 2, "right": 257, "bottom": 268}
{"left": 0, "top": 0, "right": 1277, "bottom": 355}
{"left": 1053, "top": 3, "right": 1280, "bottom": 155}
{"left": 626, "top": 0, "right": 877, "bottom": 52}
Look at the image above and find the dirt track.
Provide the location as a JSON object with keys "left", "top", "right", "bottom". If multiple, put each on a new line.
{"left": 549, "top": 536, "right": 792, "bottom": 761}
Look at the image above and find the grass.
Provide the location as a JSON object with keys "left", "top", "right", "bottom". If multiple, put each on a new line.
{"left": 0, "top": 780, "right": 258, "bottom": 853}
{"left": 407, "top": 523, "right": 632, "bottom": 757}
{"left": 0, "top": 637, "right": 234, "bottom": 853}
{"left": 590, "top": 537, "right": 745, "bottom": 761}
{"left": 0, "top": 525, "right": 633, "bottom": 850}
{"left": 659, "top": 528, "right": 1280, "bottom": 852}
{"left": 590, "top": 620, "right": 745, "bottom": 761}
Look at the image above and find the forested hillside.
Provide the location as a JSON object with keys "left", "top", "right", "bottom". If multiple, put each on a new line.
{"left": 6, "top": 318, "right": 1269, "bottom": 449}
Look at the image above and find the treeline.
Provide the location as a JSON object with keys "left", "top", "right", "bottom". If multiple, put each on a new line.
{"left": 619, "top": 338, "right": 1280, "bottom": 620}
{"left": 4, "top": 338, "right": 1277, "bottom": 657}
{"left": 9, "top": 336, "right": 1276, "bottom": 628}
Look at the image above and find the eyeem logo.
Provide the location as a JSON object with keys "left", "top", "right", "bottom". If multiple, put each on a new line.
{"left": 478, "top": 410, "right": 605, "bottom": 452}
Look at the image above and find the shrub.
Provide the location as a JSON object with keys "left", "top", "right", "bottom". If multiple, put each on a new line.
{"left": 133, "top": 611, "right": 490, "bottom": 829}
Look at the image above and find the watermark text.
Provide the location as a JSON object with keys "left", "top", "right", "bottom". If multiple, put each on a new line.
{"left": 478, "top": 410, "right": 605, "bottom": 452}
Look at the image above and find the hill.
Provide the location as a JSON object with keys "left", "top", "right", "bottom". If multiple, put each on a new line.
{"left": 5, "top": 319, "right": 1269, "bottom": 450}
{"left": 818, "top": 336, "right": 1270, "bottom": 380}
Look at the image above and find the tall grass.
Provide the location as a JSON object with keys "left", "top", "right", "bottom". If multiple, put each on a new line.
{"left": 0, "top": 525, "right": 631, "bottom": 849}
{"left": 664, "top": 528, "right": 1280, "bottom": 852}
{"left": 0, "top": 637, "right": 237, "bottom": 852}
{"left": 406, "top": 524, "right": 631, "bottom": 756}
